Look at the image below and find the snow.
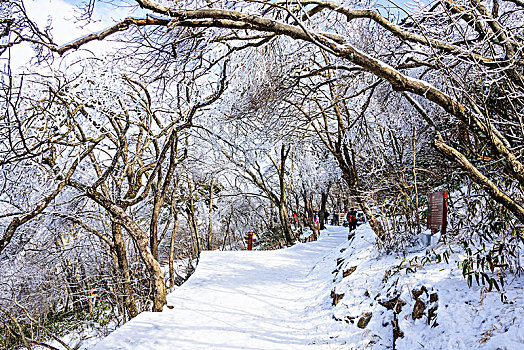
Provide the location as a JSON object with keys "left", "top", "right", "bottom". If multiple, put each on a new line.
{"left": 332, "top": 225, "right": 524, "bottom": 349}
{"left": 92, "top": 227, "right": 350, "bottom": 349}
{"left": 88, "top": 225, "right": 524, "bottom": 349}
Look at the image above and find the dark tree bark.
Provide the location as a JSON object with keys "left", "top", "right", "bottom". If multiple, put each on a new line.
{"left": 111, "top": 222, "right": 139, "bottom": 319}
{"left": 319, "top": 191, "right": 328, "bottom": 230}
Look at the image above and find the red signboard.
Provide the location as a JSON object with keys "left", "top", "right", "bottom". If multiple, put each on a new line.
{"left": 427, "top": 190, "right": 449, "bottom": 235}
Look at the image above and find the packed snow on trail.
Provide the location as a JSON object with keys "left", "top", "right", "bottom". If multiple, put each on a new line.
{"left": 91, "top": 226, "right": 351, "bottom": 349}
{"left": 61, "top": 225, "right": 522, "bottom": 350}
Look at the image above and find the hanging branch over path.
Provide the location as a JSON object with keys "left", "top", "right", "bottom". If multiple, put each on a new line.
{"left": 43, "top": 0, "right": 524, "bottom": 192}
{"left": 7, "top": 0, "right": 521, "bottom": 230}
{"left": 402, "top": 91, "right": 524, "bottom": 223}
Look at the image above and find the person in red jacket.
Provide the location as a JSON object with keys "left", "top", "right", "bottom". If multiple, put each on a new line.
{"left": 347, "top": 208, "right": 358, "bottom": 235}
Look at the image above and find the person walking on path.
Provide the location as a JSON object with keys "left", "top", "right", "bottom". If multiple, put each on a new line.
{"left": 347, "top": 208, "right": 358, "bottom": 237}
{"left": 332, "top": 211, "right": 339, "bottom": 226}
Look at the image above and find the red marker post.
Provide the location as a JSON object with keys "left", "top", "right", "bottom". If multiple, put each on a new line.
{"left": 245, "top": 232, "right": 254, "bottom": 250}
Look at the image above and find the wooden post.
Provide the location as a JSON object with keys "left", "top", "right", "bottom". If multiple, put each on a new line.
{"left": 442, "top": 190, "right": 449, "bottom": 235}
{"left": 245, "top": 233, "right": 254, "bottom": 250}
{"left": 427, "top": 190, "right": 449, "bottom": 236}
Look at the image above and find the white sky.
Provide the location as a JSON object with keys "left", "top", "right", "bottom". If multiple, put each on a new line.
{"left": 7, "top": 0, "right": 419, "bottom": 70}
{"left": 9, "top": 0, "right": 142, "bottom": 69}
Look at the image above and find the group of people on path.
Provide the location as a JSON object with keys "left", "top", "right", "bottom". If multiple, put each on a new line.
{"left": 292, "top": 211, "right": 331, "bottom": 228}
{"left": 292, "top": 208, "right": 365, "bottom": 239}
{"left": 328, "top": 208, "right": 366, "bottom": 239}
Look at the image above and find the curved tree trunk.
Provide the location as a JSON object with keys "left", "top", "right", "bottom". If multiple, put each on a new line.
{"left": 150, "top": 199, "right": 161, "bottom": 261}
{"left": 116, "top": 212, "right": 166, "bottom": 312}
{"left": 68, "top": 181, "right": 167, "bottom": 312}
{"left": 355, "top": 194, "right": 386, "bottom": 241}
{"left": 434, "top": 136, "right": 524, "bottom": 224}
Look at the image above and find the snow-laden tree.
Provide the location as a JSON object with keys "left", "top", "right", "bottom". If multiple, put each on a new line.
{"left": 0, "top": 50, "right": 228, "bottom": 339}
{"left": 1, "top": 0, "right": 524, "bottom": 346}
{"left": 26, "top": 0, "right": 520, "bottom": 225}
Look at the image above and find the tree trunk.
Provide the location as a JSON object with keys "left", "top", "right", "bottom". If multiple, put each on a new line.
{"left": 412, "top": 125, "right": 421, "bottom": 234}
{"left": 275, "top": 145, "right": 294, "bottom": 245}
{"left": 278, "top": 201, "right": 294, "bottom": 245}
{"left": 207, "top": 178, "right": 215, "bottom": 250}
{"left": 150, "top": 198, "right": 160, "bottom": 261}
{"left": 319, "top": 191, "right": 328, "bottom": 230}
{"left": 187, "top": 178, "right": 201, "bottom": 257}
{"left": 69, "top": 181, "right": 167, "bottom": 312}
{"left": 434, "top": 136, "right": 524, "bottom": 224}
{"left": 355, "top": 195, "right": 386, "bottom": 241}
{"left": 111, "top": 222, "right": 139, "bottom": 319}
{"left": 303, "top": 191, "right": 319, "bottom": 240}
{"left": 150, "top": 138, "right": 179, "bottom": 260}
{"left": 168, "top": 210, "right": 179, "bottom": 288}
{"left": 56, "top": 236, "right": 88, "bottom": 314}
{"left": 222, "top": 210, "right": 232, "bottom": 250}
{"left": 118, "top": 216, "right": 166, "bottom": 312}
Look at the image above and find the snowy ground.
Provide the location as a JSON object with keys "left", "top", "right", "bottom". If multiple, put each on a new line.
{"left": 331, "top": 225, "right": 524, "bottom": 350}
{"left": 91, "top": 226, "right": 351, "bottom": 349}
{"left": 86, "top": 225, "right": 523, "bottom": 349}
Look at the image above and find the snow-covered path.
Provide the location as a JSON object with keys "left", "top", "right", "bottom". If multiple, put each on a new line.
{"left": 93, "top": 226, "right": 350, "bottom": 349}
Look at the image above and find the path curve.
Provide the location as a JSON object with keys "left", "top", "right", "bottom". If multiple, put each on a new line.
{"left": 93, "top": 226, "right": 350, "bottom": 349}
